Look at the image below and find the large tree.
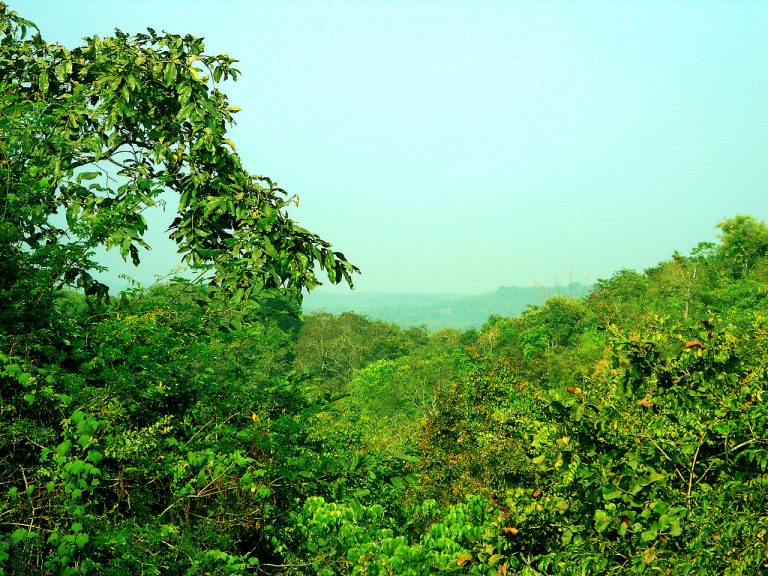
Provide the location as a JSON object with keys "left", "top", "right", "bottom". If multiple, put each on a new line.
{"left": 0, "top": 5, "right": 361, "bottom": 573}
{"left": 0, "top": 3, "right": 356, "bottom": 317}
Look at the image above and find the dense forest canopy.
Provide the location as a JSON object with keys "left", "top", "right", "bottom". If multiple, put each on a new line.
{"left": 1, "top": 4, "right": 767, "bottom": 576}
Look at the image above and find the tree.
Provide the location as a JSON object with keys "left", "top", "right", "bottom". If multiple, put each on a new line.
{"left": 0, "top": 6, "right": 362, "bottom": 574}
{"left": 293, "top": 312, "right": 427, "bottom": 392}
{"left": 716, "top": 215, "right": 768, "bottom": 280}
{"left": 0, "top": 3, "right": 356, "bottom": 323}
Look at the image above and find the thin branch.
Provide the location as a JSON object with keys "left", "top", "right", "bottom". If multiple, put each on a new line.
{"left": 687, "top": 431, "right": 706, "bottom": 500}
{"left": 645, "top": 435, "right": 687, "bottom": 486}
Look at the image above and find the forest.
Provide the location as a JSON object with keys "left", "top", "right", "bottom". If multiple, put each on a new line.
{"left": 1, "top": 5, "right": 767, "bottom": 575}
{"left": 301, "top": 285, "right": 592, "bottom": 332}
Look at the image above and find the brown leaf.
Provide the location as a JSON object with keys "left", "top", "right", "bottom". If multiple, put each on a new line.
{"left": 456, "top": 553, "right": 471, "bottom": 566}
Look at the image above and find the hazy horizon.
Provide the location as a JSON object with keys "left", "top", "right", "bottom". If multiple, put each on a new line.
{"left": 304, "top": 280, "right": 593, "bottom": 296}
{"left": 19, "top": 1, "right": 768, "bottom": 294}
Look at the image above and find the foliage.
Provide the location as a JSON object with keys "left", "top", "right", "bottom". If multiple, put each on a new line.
{"left": 2, "top": 286, "right": 292, "bottom": 574}
{"left": 280, "top": 495, "right": 518, "bottom": 576}
{"left": 291, "top": 312, "right": 767, "bottom": 575}
{"left": 408, "top": 218, "right": 768, "bottom": 574}
{"left": 717, "top": 215, "right": 768, "bottom": 280}
{"left": 0, "top": 2, "right": 356, "bottom": 320}
{"left": 3, "top": 3, "right": 768, "bottom": 575}
{"left": 294, "top": 312, "right": 428, "bottom": 393}
{"left": 0, "top": 4, "right": 363, "bottom": 574}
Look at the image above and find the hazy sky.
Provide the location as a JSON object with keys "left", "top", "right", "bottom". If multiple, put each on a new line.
{"left": 18, "top": 1, "right": 768, "bottom": 294}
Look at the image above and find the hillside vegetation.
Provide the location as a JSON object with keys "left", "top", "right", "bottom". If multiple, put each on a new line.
{"left": 301, "top": 284, "right": 591, "bottom": 331}
{"left": 4, "top": 215, "right": 768, "bottom": 575}
{"left": 1, "top": 6, "right": 767, "bottom": 575}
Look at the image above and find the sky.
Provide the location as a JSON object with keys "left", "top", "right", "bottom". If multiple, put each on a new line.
{"left": 16, "top": 0, "right": 768, "bottom": 294}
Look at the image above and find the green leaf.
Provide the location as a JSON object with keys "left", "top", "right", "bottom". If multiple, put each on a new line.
{"left": 646, "top": 471, "right": 665, "bottom": 484}
{"left": 11, "top": 529, "right": 30, "bottom": 546}
{"left": 66, "top": 203, "right": 80, "bottom": 228}
{"left": 393, "top": 452, "right": 420, "bottom": 463}
{"left": 641, "top": 527, "right": 658, "bottom": 541}
{"left": 601, "top": 485, "right": 622, "bottom": 501}
{"left": 668, "top": 519, "right": 683, "bottom": 537}
{"left": 164, "top": 63, "right": 177, "bottom": 84}
{"left": 86, "top": 451, "right": 104, "bottom": 465}
{"left": 178, "top": 102, "right": 194, "bottom": 119}
{"left": 38, "top": 69, "right": 49, "bottom": 93}
{"left": 56, "top": 440, "right": 72, "bottom": 456}
{"left": 67, "top": 460, "right": 86, "bottom": 475}
{"left": 74, "top": 532, "right": 89, "bottom": 549}
{"left": 594, "top": 509, "right": 611, "bottom": 533}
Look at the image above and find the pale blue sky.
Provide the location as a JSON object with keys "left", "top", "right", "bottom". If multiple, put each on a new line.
{"left": 18, "top": 1, "right": 768, "bottom": 293}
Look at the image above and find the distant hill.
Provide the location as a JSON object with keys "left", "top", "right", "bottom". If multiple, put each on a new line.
{"left": 301, "top": 283, "right": 592, "bottom": 330}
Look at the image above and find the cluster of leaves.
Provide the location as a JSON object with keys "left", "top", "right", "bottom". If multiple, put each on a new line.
{"left": 1, "top": 283, "right": 324, "bottom": 574}
{"left": 0, "top": 2, "right": 356, "bottom": 316}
